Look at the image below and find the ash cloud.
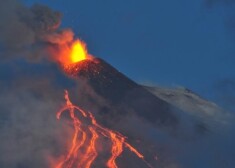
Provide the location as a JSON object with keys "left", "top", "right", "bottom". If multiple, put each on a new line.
{"left": 0, "top": 0, "right": 74, "bottom": 61}
{"left": 0, "top": 62, "right": 73, "bottom": 167}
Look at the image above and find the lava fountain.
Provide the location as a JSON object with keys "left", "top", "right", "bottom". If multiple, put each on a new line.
{"left": 49, "top": 38, "right": 91, "bottom": 68}
{"left": 69, "top": 40, "right": 88, "bottom": 64}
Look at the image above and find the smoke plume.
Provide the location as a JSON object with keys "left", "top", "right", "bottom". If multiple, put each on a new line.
{"left": 0, "top": 0, "right": 74, "bottom": 61}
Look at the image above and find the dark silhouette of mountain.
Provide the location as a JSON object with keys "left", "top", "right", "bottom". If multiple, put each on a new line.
{"left": 66, "top": 57, "right": 229, "bottom": 137}
{"left": 62, "top": 57, "right": 234, "bottom": 168}
{"left": 66, "top": 57, "right": 180, "bottom": 128}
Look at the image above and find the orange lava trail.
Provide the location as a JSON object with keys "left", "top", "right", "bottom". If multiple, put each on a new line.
{"left": 106, "top": 132, "right": 125, "bottom": 168}
{"left": 56, "top": 91, "right": 87, "bottom": 168}
{"left": 79, "top": 126, "right": 98, "bottom": 168}
{"left": 88, "top": 112, "right": 126, "bottom": 168}
{"left": 124, "top": 143, "right": 144, "bottom": 159}
{"left": 55, "top": 90, "right": 153, "bottom": 168}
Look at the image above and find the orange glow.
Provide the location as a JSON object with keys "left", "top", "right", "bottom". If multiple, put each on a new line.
{"left": 54, "top": 90, "right": 153, "bottom": 168}
{"left": 70, "top": 40, "right": 87, "bottom": 63}
{"left": 56, "top": 90, "right": 87, "bottom": 168}
{"left": 79, "top": 127, "right": 98, "bottom": 168}
{"left": 125, "top": 143, "right": 144, "bottom": 159}
{"left": 107, "top": 132, "right": 124, "bottom": 168}
{"left": 53, "top": 39, "right": 89, "bottom": 67}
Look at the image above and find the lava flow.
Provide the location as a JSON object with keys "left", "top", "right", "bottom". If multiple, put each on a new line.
{"left": 55, "top": 90, "right": 153, "bottom": 168}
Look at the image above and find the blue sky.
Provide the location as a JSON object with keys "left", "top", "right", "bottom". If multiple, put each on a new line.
{"left": 22, "top": 0, "right": 234, "bottom": 108}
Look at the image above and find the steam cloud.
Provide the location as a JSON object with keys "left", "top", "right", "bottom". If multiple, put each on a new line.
{"left": 0, "top": 0, "right": 74, "bottom": 61}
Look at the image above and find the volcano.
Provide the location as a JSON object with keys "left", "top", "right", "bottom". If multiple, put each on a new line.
{"left": 64, "top": 57, "right": 225, "bottom": 128}
{"left": 64, "top": 58, "right": 179, "bottom": 128}
{"left": 54, "top": 57, "right": 231, "bottom": 168}
{"left": 0, "top": 1, "right": 233, "bottom": 167}
{"left": 0, "top": 56, "right": 232, "bottom": 168}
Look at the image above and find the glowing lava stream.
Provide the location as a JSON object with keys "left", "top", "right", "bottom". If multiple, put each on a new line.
{"left": 55, "top": 90, "right": 153, "bottom": 168}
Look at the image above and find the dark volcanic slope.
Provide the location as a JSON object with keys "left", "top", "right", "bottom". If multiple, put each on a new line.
{"left": 66, "top": 58, "right": 179, "bottom": 127}
{"left": 66, "top": 58, "right": 138, "bottom": 103}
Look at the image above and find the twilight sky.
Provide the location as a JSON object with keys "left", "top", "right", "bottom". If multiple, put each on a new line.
{"left": 18, "top": 0, "right": 235, "bottom": 110}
